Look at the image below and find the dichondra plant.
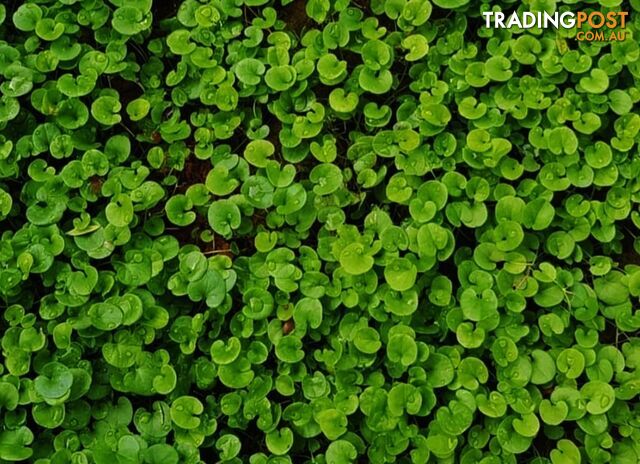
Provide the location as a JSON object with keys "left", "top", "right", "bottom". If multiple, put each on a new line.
{"left": 0, "top": 0, "right": 639, "bottom": 463}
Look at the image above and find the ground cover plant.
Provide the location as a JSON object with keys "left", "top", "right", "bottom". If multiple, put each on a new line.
{"left": 0, "top": 0, "right": 640, "bottom": 462}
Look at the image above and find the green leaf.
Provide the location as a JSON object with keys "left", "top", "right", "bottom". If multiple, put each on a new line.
{"left": 265, "top": 428, "right": 294, "bottom": 455}
{"left": 170, "top": 396, "right": 203, "bottom": 430}
{"left": 315, "top": 408, "right": 347, "bottom": 440}
{"left": 208, "top": 200, "right": 241, "bottom": 237}
{"left": 353, "top": 327, "right": 381, "bottom": 354}
{"left": 91, "top": 96, "right": 122, "bottom": 125}
{"left": 34, "top": 362, "right": 73, "bottom": 401}
{"left": 339, "top": 243, "right": 374, "bottom": 275}
{"left": 276, "top": 336, "right": 305, "bottom": 363}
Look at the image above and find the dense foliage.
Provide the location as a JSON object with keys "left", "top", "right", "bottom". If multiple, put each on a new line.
{"left": 1, "top": 0, "right": 640, "bottom": 462}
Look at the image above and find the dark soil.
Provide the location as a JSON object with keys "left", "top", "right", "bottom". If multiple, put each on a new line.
{"left": 280, "top": 0, "right": 313, "bottom": 37}
{"left": 152, "top": 0, "right": 181, "bottom": 21}
{"left": 617, "top": 220, "right": 640, "bottom": 267}
{"left": 177, "top": 155, "right": 212, "bottom": 191}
